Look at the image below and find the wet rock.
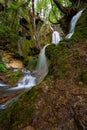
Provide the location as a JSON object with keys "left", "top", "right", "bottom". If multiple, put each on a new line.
{"left": 2, "top": 53, "right": 23, "bottom": 69}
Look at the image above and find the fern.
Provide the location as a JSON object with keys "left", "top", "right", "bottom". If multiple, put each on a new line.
{"left": 0, "top": 63, "right": 6, "bottom": 72}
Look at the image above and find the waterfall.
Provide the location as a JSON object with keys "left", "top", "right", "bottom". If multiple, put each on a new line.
{"left": 0, "top": 81, "right": 9, "bottom": 89}
{"left": 36, "top": 44, "right": 49, "bottom": 84}
{"left": 0, "top": 44, "right": 49, "bottom": 93}
{"left": 50, "top": 26, "right": 54, "bottom": 31}
{"left": 18, "top": 37, "right": 22, "bottom": 57}
{"left": 7, "top": 70, "right": 36, "bottom": 91}
{"left": 0, "top": 44, "right": 49, "bottom": 109}
{"left": 52, "top": 31, "right": 61, "bottom": 45}
{"left": 65, "top": 9, "right": 84, "bottom": 39}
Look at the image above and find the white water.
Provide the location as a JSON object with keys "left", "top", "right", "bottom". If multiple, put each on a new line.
{"left": 8, "top": 70, "right": 36, "bottom": 91}
{"left": 0, "top": 9, "right": 84, "bottom": 110}
{"left": 65, "top": 9, "right": 84, "bottom": 39}
{"left": 18, "top": 37, "right": 22, "bottom": 57}
{"left": 50, "top": 26, "right": 54, "bottom": 31}
{"left": 52, "top": 31, "right": 61, "bottom": 45}
{"left": 36, "top": 44, "right": 49, "bottom": 84}
{"left": 0, "top": 44, "right": 49, "bottom": 109}
{"left": 0, "top": 69, "right": 36, "bottom": 94}
{"left": 0, "top": 82, "right": 9, "bottom": 89}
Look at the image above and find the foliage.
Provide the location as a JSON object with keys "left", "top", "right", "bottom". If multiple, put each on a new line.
{"left": 6, "top": 70, "right": 23, "bottom": 82}
{"left": 0, "top": 54, "right": 6, "bottom": 71}
{"left": 0, "top": 87, "right": 41, "bottom": 130}
{"left": 46, "top": 43, "right": 70, "bottom": 78}
{"left": 35, "top": 0, "right": 71, "bottom": 23}
{"left": 0, "top": 63, "right": 6, "bottom": 72}
{"left": 9, "top": 2, "right": 20, "bottom": 10}
{"left": 27, "top": 56, "right": 37, "bottom": 71}
{"left": 79, "top": 70, "right": 87, "bottom": 84}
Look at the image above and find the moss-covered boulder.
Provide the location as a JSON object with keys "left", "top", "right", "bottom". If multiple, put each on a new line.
{"left": 0, "top": 5, "right": 87, "bottom": 130}
{"left": 0, "top": 87, "right": 41, "bottom": 130}
{"left": 46, "top": 43, "right": 70, "bottom": 79}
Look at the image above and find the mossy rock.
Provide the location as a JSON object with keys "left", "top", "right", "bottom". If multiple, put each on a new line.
{"left": 0, "top": 87, "right": 41, "bottom": 130}
{"left": 79, "top": 70, "right": 87, "bottom": 84}
{"left": 46, "top": 43, "right": 70, "bottom": 79}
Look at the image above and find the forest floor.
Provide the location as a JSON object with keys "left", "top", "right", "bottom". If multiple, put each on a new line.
{"left": 0, "top": 41, "right": 87, "bottom": 130}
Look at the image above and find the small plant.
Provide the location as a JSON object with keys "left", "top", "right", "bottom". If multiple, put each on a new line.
{"left": 0, "top": 54, "right": 6, "bottom": 72}
{"left": 27, "top": 56, "right": 37, "bottom": 71}
{"left": 0, "top": 63, "right": 6, "bottom": 72}
{"left": 79, "top": 70, "right": 87, "bottom": 84}
{"left": 13, "top": 70, "right": 23, "bottom": 79}
{"left": 6, "top": 70, "right": 23, "bottom": 82}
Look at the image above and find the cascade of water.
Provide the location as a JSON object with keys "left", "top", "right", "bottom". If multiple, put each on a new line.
{"left": 7, "top": 69, "right": 36, "bottom": 91}
{"left": 18, "top": 37, "right": 22, "bottom": 57}
{"left": 52, "top": 31, "right": 61, "bottom": 45}
{"left": 0, "top": 81, "right": 9, "bottom": 89}
{"left": 0, "top": 43, "right": 49, "bottom": 94}
{"left": 50, "top": 26, "right": 54, "bottom": 31}
{"left": 65, "top": 9, "right": 84, "bottom": 39}
{"left": 36, "top": 44, "right": 50, "bottom": 84}
{"left": 0, "top": 44, "right": 49, "bottom": 109}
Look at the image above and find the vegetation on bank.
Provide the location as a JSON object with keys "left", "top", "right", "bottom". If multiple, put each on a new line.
{"left": 0, "top": 54, "right": 6, "bottom": 72}
{"left": 0, "top": 30, "right": 87, "bottom": 130}
{"left": 0, "top": 87, "right": 41, "bottom": 130}
{"left": 0, "top": 1, "right": 87, "bottom": 130}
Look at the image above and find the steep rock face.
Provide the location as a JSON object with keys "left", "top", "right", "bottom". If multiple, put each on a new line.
{"left": 0, "top": 7, "right": 87, "bottom": 130}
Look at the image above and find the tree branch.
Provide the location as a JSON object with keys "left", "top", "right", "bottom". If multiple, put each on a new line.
{"left": 53, "top": 0, "right": 69, "bottom": 14}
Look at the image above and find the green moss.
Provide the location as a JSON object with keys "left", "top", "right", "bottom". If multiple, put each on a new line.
{"left": 0, "top": 53, "right": 6, "bottom": 71}
{"left": 46, "top": 43, "right": 70, "bottom": 79}
{"left": 0, "top": 87, "right": 41, "bottom": 130}
{"left": 25, "top": 56, "right": 37, "bottom": 71}
{"left": 19, "top": 37, "right": 32, "bottom": 58}
{"left": 6, "top": 70, "right": 23, "bottom": 83}
{"left": 0, "top": 63, "right": 6, "bottom": 71}
{"left": 79, "top": 70, "right": 87, "bottom": 84}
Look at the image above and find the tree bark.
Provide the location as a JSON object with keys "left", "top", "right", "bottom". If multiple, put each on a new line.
{"left": 53, "top": 0, "right": 69, "bottom": 14}
{"left": 53, "top": 0, "right": 83, "bottom": 16}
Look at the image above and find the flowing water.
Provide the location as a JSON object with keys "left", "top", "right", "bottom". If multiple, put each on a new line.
{"left": 0, "top": 44, "right": 49, "bottom": 110}
{"left": 0, "top": 9, "right": 84, "bottom": 110}
{"left": 52, "top": 31, "right": 61, "bottom": 45}
{"left": 65, "top": 9, "right": 84, "bottom": 39}
{"left": 7, "top": 69, "right": 36, "bottom": 91}
{"left": 18, "top": 37, "right": 22, "bottom": 57}
{"left": 36, "top": 44, "right": 50, "bottom": 84}
{"left": 0, "top": 81, "right": 9, "bottom": 89}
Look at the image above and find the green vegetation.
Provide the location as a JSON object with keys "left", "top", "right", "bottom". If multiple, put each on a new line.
{"left": 0, "top": 54, "right": 6, "bottom": 71}
{"left": 0, "top": 63, "right": 6, "bottom": 71}
{"left": 0, "top": 87, "right": 41, "bottom": 130}
{"left": 47, "top": 43, "right": 70, "bottom": 78}
{"left": 79, "top": 70, "right": 87, "bottom": 84}
{"left": 27, "top": 56, "right": 37, "bottom": 71}
{"left": 0, "top": 1, "right": 87, "bottom": 130}
{"left": 6, "top": 70, "right": 23, "bottom": 82}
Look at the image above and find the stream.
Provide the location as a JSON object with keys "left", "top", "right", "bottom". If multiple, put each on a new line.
{"left": 0, "top": 9, "right": 84, "bottom": 110}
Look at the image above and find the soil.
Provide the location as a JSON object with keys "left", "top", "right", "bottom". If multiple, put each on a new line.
{"left": 0, "top": 41, "right": 87, "bottom": 130}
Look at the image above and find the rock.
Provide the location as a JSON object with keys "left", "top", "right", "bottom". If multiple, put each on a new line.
{"left": 22, "top": 126, "right": 35, "bottom": 130}
{"left": 2, "top": 53, "right": 23, "bottom": 69}
{"left": 5, "top": 59, "right": 23, "bottom": 69}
